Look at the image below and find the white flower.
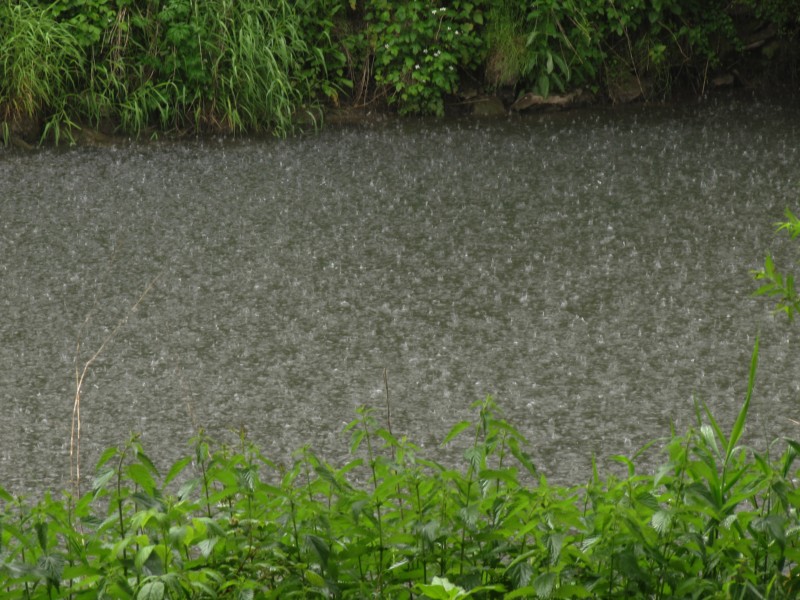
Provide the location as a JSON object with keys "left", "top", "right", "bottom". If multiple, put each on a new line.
{"left": 423, "top": 48, "right": 428, "bottom": 54}
{"left": 415, "top": 64, "right": 421, "bottom": 70}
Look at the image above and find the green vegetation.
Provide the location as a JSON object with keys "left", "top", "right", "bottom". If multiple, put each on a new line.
{"left": 0, "top": 0, "right": 346, "bottom": 142}
{"left": 365, "top": 1, "right": 484, "bottom": 116}
{"left": 753, "top": 209, "right": 800, "bottom": 322}
{"left": 3, "top": 378, "right": 800, "bottom": 598}
{"left": 1, "top": 210, "right": 799, "bottom": 598}
{"left": 1, "top": 0, "right": 798, "bottom": 143}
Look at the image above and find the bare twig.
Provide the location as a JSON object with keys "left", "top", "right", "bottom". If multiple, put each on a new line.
{"left": 70, "top": 272, "right": 163, "bottom": 498}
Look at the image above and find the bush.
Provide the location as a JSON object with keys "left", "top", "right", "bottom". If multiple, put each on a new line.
{"left": 364, "top": 0, "right": 485, "bottom": 116}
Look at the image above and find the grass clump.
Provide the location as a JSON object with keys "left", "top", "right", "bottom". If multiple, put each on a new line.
{"left": 0, "top": 1, "right": 84, "bottom": 142}
{"left": 2, "top": 374, "right": 800, "bottom": 599}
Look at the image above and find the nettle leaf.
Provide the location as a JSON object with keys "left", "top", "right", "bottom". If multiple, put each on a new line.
{"left": 35, "top": 521, "right": 48, "bottom": 552}
{"left": 416, "top": 576, "right": 465, "bottom": 599}
{"left": 164, "top": 456, "right": 193, "bottom": 487}
{"left": 176, "top": 477, "right": 199, "bottom": 501}
{"left": 507, "top": 558, "right": 533, "bottom": 588}
{"left": 546, "top": 532, "right": 564, "bottom": 565}
{"left": 580, "top": 535, "right": 601, "bottom": 552}
{"left": 421, "top": 520, "right": 441, "bottom": 543}
{"left": 442, "top": 421, "right": 472, "bottom": 445}
{"left": 137, "top": 580, "right": 165, "bottom": 600}
{"left": 38, "top": 553, "right": 64, "bottom": 589}
{"left": 92, "top": 468, "right": 116, "bottom": 495}
{"left": 651, "top": 509, "right": 672, "bottom": 534}
{"left": 533, "top": 571, "right": 557, "bottom": 598}
{"left": 349, "top": 429, "right": 365, "bottom": 454}
{"left": 236, "top": 466, "right": 256, "bottom": 492}
{"left": 479, "top": 468, "right": 519, "bottom": 488}
{"left": 305, "top": 569, "right": 326, "bottom": 588}
{"left": 135, "top": 545, "right": 156, "bottom": 572}
{"left": 168, "top": 525, "right": 189, "bottom": 546}
{"left": 127, "top": 463, "right": 157, "bottom": 493}
{"left": 96, "top": 446, "right": 120, "bottom": 470}
{"left": 197, "top": 537, "right": 219, "bottom": 558}
{"left": 506, "top": 587, "right": 537, "bottom": 599}
{"left": 305, "top": 534, "right": 330, "bottom": 569}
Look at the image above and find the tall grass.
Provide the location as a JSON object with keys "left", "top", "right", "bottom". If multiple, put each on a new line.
{"left": 1, "top": 0, "right": 343, "bottom": 142}
{"left": 197, "top": 0, "right": 312, "bottom": 135}
{"left": 0, "top": 2, "right": 83, "bottom": 140}
{"left": 2, "top": 351, "right": 799, "bottom": 598}
{"left": 92, "top": 0, "right": 328, "bottom": 137}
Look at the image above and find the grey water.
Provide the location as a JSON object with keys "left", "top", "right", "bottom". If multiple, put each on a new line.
{"left": 2, "top": 98, "right": 799, "bottom": 495}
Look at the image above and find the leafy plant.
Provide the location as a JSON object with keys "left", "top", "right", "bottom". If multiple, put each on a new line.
{"left": 365, "top": 0, "right": 485, "bottom": 115}
{"left": 3, "top": 379, "right": 799, "bottom": 599}
{"left": 523, "top": 0, "right": 601, "bottom": 97}
{"left": 753, "top": 208, "right": 800, "bottom": 321}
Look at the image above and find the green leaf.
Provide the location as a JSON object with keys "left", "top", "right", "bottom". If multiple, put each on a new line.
{"left": 350, "top": 428, "right": 365, "bottom": 454}
{"left": 164, "top": 456, "right": 193, "bottom": 486}
{"left": 509, "top": 437, "right": 537, "bottom": 476}
{"left": 506, "top": 587, "right": 537, "bottom": 599}
{"left": 137, "top": 580, "right": 165, "bottom": 600}
{"left": 651, "top": 509, "right": 672, "bottom": 534}
{"left": 38, "top": 553, "right": 64, "bottom": 589}
{"left": 727, "top": 338, "right": 758, "bottom": 463}
{"left": 546, "top": 532, "right": 564, "bottom": 565}
{"left": 92, "top": 468, "right": 116, "bottom": 494}
{"left": 479, "top": 468, "right": 519, "bottom": 487}
{"left": 35, "top": 521, "right": 48, "bottom": 552}
{"left": 135, "top": 545, "right": 156, "bottom": 572}
{"left": 127, "top": 463, "right": 157, "bottom": 493}
{"left": 537, "top": 73, "right": 550, "bottom": 98}
{"left": 416, "top": 576, "right": 465, "bottom": 599}
{"left": 197, "top": 538, "right": 218, "bottom": 558}
{"left": 442, "top": 421, "right": 472, "bottom": 445}
{"left": 533, "top": 572, "right": 557, "bottom": 598}
{"left": 552, "top": 53, "right": 570, "bottom": 77}
{"left": 96, "top": 446, "right": 120, "bottom": 469}
{"left": 305, "top": 569, "right": 326, "bottom": 588}
{"left": 611, "top": 454, "right": 635, "bottom": 478}
{"left": 305, "top": 534, "right": 330, "bottom": 569}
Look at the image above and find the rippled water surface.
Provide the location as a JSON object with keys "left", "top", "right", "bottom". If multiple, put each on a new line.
{"left": 2, "top": 99, "right": 799, "bottom": 494}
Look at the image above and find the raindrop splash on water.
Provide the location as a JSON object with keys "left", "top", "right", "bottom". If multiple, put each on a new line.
{"left": 1, "top": 101, "right": 799, "bottom": 493}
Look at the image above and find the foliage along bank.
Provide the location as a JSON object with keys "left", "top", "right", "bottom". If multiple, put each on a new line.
{"left": 2, "top": 390, "right": 800, "bottom": 599}
{"left": 1, "top": 0, "right": 799, "bottom": 145}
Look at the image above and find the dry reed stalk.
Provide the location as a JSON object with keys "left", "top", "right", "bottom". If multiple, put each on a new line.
{"left": 70, "top": 273, "right": 163, "bottom": 498}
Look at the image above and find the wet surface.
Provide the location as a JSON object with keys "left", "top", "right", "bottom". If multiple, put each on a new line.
{"left": 1, "top": 98, "right": 799, "bottom": 494}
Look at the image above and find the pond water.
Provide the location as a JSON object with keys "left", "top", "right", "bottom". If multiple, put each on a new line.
{"left": 2, "top": 97, "right": 799, "bottom": 495}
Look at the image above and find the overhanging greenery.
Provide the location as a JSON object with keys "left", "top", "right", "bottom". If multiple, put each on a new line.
{"left": 1, "top": 0, "right": 798, "bottom": 143}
